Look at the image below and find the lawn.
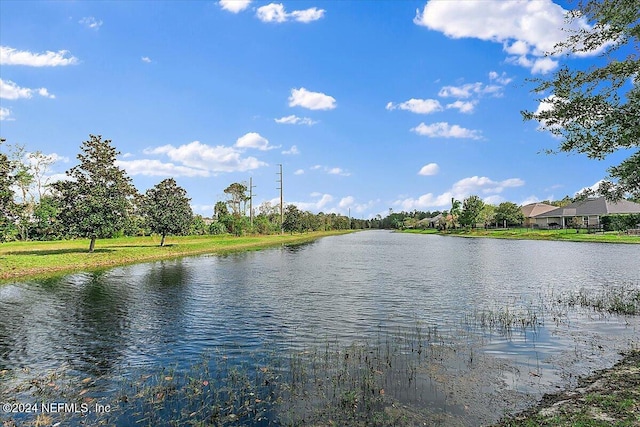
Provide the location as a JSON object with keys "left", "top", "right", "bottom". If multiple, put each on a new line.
{"left": 0, "top": 231, "right": 353, "bottom": 281}
{"left": 403, "top": 227, "right": 640, "bottom": 244}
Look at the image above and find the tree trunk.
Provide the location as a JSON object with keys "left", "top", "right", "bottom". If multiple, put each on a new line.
{"left": 89, "top": 236, "right": 96, "bottom": 253}
{"left": 160, "top": 233, "right": 166, "bottom": 247}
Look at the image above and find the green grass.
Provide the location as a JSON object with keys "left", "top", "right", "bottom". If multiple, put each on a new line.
{"left": 0, "top": 231, "right": 354, "bottom": 282}
{"left": 402, "top": 227, "right": 640, "bottom": 244}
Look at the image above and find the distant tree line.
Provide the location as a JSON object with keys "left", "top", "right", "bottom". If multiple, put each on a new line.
{"left": 2, "top": 135, "right": 637, "bottom": 249}
{"left": 376, "top": 197, "right": 526, "bottom": 231}
{"left": 0, "top": 135, "right": 370, "bottom": 250}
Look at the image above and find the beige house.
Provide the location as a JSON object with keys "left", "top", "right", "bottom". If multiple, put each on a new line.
{"left": 521, "top": 202, "right": 557, "bottom": 227}
{"left": 531, "top": 197, "right": 640, "bottom": 229}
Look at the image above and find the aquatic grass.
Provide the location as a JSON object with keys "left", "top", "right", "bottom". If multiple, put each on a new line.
{"left": 2, "top": 286, "right": 638, "bottom": 426}
{"left": 557, "top": 283, "right": 640, "bottom": 316}
{"left": 462, "top": 305, "right": 545, "bottom": 339}
{"left": 0, "top": 328, "right": 467, "bottom": 426}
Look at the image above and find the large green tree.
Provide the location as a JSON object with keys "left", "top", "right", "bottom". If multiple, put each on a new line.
{"left": 142, "top": 178, "right": 193, "bottom": 246}
{"left": 494, "top": 202, "right": 524, "bottom": 227}
{"left": 52, "top": 135, "right": 136, "bottom": 252}
{"left": 459, "top": 195, "right": 485, "bottom": 229}
{"left": 282, "top": 204, "right": 302, "bottom": 234}
{"left": 523, "top": 0, "right": 639, "bottom": 200}
{"left": 0, "top": 143, "right": 18, "bottom": 242}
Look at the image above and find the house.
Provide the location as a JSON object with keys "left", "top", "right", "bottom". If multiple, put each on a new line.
{"left": 521, "top": 202, "right": 557, "bottom": 227}
{"left": 416, "top": 214, "right": 442, "bottom": 229}
{"left": 531, "top": 197, "right": 640, "bottom": 229}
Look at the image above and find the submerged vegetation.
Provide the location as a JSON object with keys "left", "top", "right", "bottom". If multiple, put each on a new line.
{"left": 0, "top": 328, "right": 471, "bottom": 426}
{"left": 2, "top": 283, "right": 639, "bottom": 426}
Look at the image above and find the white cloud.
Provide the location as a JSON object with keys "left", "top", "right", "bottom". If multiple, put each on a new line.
{"left": 530, "top": 57, "right": 559, "bottom": 75}
{"left": 418, "top": 163, "right": 439, "bottom": 176}
{"left": 294, "top": 168, "right": 305, "bottom": 175}
{"left": 290, "top": 7, "right": 325, "bottom": 23}
{"left": 576, "top": 180, "right": 604, "bottom": 196}
{"left": 338, "top": 196, "right": 354, "bottom": 209}
{"left": 489, "top": 71, "right": 513, "bottom": 85}
{"left": 414, "top": 0, "right": 599, "bottom": 74}
{"left": 144, "top": 140, "right": 266, "bottom": 173}
{"left": 308, "top": 164, "right": 351, "bottom": 176}
{"left": 116, "top": 159, "right": 210, "bottom": 177}
{"left": 141, "top": 56, "right": 152, "bottom": 63}
{"left": 438, "top": 82, "right": 502, "bottom": 99}
{"left": 0, "top": 107, "right": 13, "bottom": 121}
{"left": 337, "top": 196, "right": 379, "bottom": 214}
{"left": 234, "top": 132, "right": 276, "bottom": 151}
{"left": 288, "top": 87, "right": 336, "bottom": 110}
{"left": 520, "top": 195, "right": 542, "bottom": 206}
{"left": 438, "top": 83, "right": 482, "bottom": 99}
{"left": 219, "top": 0, "right": 252, "bottom": 13}
{"left": 446, "top": 100, "right": 475, "bottom": 113}
{"left": 37, "top": 88, "right": 55, "bottom": 99}
{"left": 533, "top": 95, "right": 564, "bottom": 133}
{"left": 0, "top": 78, "right": 55, "bottom": 100}
{"left": 327, "top": 167, "right": 350, "bottom": 176}
{"left": 79, "top": 16, "right": 103, "bottom": 30}
{"left": 257, "top": 3, "right": 288, "bottom": 22}
{"left": 395, "top": 175, "right": 525, "bottom": 210}
{"left": 386, "top": 98, "right": 442, "bottom": 114}
{"left": 451, "top": 176, "right": 524, "bottom": 195}
{"left": 274, "top": 114, "right": 318, "bottom": 125}
{"left": 282, "top": 145, "right": 300, "bottom": 155}
{"left": 411, "top": 122, "right": 482, "bottom": 139}
{"left": 0, "top": 46, "right": 79, "bottom": 67}
{"left": 285, "top": 193, "right": 334, "bottom": 212}
{"left": 483, "top": 195, "right": 506, "bottom": 205}
{"left": 257, "top": 3, "right": 325, "bottom": 23}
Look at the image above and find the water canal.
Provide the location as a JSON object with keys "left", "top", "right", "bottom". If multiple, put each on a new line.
{"left": 1, "top": 230, "right": 639, "bottom": 425}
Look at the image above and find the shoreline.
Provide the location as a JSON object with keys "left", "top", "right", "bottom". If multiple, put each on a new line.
{"left": 401, "top": 228, "right": 640, "bottom": 244}
{"left": 0, "top": 230, "right": 354, "bottom": 282}
{"left": 494, "top": 350, "right": 640, "bottom": 426}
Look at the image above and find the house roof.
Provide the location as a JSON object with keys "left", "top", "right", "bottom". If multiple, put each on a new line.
{"left": 521, "top": 202, "right": 557, "bottom": 218}
{"left": 426, "top": 213, "right": 443, "bottom": 224}
{"left": 533, "top": 197, "right": 640, "bottom": 218}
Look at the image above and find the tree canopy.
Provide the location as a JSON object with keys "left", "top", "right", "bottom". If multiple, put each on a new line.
{"left": 142, "top": 178, "right": 193, "bottom": 246}
{"left": 52, "top": 135, "right": 136, "bottom": 252}
{"left": 495, "top": 202, "right": 524, "bottom": 227}
{"left": 522, "top": 0, "right": 639, "bottom": 200}
{"left": 0, "top": 145, "right": 17, "bottom": 242}
{"left": 459, "top": 195, "right": 485, "bottom": 228}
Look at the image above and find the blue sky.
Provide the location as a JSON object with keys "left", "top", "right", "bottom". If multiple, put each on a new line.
{"left": 0, "top": 0, "right": 631, "bottom": 219}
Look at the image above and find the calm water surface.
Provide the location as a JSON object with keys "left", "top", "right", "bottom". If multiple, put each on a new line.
{"left": 1, "top": 230, "right": 639, "bottom": 425}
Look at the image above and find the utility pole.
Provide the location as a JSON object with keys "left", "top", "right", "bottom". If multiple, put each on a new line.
{"left": 348, "top": 207, "right": 351, "bottom": 229}
{"left": 276, "top": 164, "right": 283, "bottom": 234}
{"left": 249, "top": 177, "right": 256, "bottom": 227}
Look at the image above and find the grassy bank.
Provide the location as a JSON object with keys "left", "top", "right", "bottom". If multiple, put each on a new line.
{"left": 0, "top": 230, "right": 353, "bottom": 282}
{"left": 495, "top": 350, "right": 640, "bottom": 427}
{"left": 403, "top": 227, "right": 640, "bottom": 244}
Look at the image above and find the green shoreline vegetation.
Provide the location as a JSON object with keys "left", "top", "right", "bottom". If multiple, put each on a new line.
{"left": 0, "top": 230, "right": 353, "bottom": 282}
{"left": 402, "top": 227, "right": 640, "bottom": 244}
